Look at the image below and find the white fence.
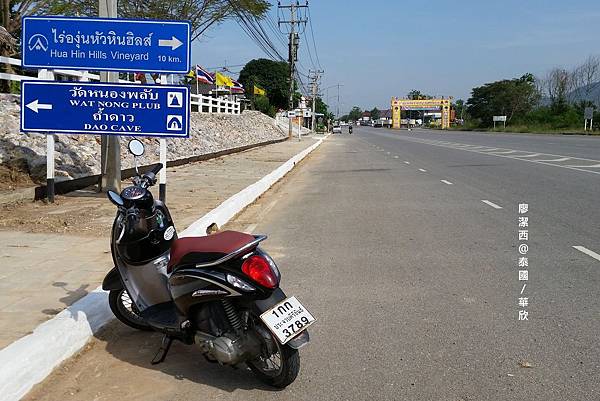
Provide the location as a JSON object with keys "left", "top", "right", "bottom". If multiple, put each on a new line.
{"left": 0, "top": 56, "right": 240, "bottom": 115}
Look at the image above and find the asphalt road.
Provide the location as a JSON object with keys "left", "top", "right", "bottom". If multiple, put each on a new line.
{"left": 26, "top": 128, "right": 600, "bottom": 400}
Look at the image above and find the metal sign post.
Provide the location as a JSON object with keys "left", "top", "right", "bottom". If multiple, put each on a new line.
{"left": 35, "top": 69, "right": 56, "bottom": 202}
{"left": 158, "top": 74, "right": 168, "bottom": 202}
{"left": 584, "top": 107, "right": 594, "bottom": 132}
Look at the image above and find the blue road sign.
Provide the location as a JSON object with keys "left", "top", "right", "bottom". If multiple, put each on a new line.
{"left": 21, "top": 81, "right": 190, "bottom": 138}
{"left": 22, "top": 16, "right": 191, "bottom": 73}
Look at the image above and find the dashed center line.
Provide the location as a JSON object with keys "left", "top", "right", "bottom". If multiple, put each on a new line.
{"left": 418, "top": 168, "right": 427, "bottom": 172}
{"left": 573, "top": 246, "right": 600, "bottom": 262}
{"left": 512, "top": 153, "right": 541, "bottom": 158}
{"left": 404, "top": 161, "right": 410, "bottom": 164}
{"left": 440, "top": 180, "right": 453, "bottom": 185}
{"left": 534, "top": 157, "right": 571, "bottom": 162}
{"left": 481, "top": 200, "right": 503, "bottom": 209}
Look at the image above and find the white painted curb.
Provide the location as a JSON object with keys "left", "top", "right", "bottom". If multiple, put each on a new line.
{"left": 0, "top": 136, "right": 325, "bottom": 401}
{"left": 0, "top": 289, "right": 113, "bottom": 401}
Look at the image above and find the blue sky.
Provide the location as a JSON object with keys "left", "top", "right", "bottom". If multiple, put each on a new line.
{"left": 192, "top": 0, "right": 600, "bottom": 114}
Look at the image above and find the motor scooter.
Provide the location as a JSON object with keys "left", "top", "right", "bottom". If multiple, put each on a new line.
{"left": 102, "top": 139, "right": 314, "bottom": 387}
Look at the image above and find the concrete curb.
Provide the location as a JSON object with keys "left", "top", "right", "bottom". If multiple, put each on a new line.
{"left": 0, "top": 136, "right": 325, "bottom": 401}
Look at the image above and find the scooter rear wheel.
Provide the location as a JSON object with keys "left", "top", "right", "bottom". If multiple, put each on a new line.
{"left": 109, "top": 289, "right": 152, "bottom": 331}
{"left": 246, "top": 314, "right": 300, "bottom": 388}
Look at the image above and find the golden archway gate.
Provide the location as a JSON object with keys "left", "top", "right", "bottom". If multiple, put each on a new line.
{"left": 391, "top": 97, "right": 451, "bottom": 129}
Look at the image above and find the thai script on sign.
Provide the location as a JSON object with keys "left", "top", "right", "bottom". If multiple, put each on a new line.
{"left": 93, "top": 108, "right": 135, "bottom": 123}
{"left": 51, "top": 29, "right": 153, "bottom": 48}
{"left": 69, "top": 87, "right": 159, "bottom": 101}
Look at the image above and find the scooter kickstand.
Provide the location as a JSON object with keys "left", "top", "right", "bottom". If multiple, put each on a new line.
{"left": 151, "top": 335, "right": 174, "bottom": 365}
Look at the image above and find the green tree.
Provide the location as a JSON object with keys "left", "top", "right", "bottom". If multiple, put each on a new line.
{"left": 466, "top": 73, "right": 540, "bottom": 127}
{"left": 45, "top": 0, "right": 269, "bottom": 41}
{"left": 348, "top": 106, "right": 362, "bottom": 121}
{"left": 314, "top": 97, "right": 330, "bottom": 115}
{"left": 407, "top": 90, "right": 432, "bottom": 100}
{"left": 253, "top": 95, "right": 275, "bottom": 117}
{"left": 453, "top": 99, "right": 466, "bottom": 120}
{"left": 370, "top": 107, "right": 380, "bottom": 120}
{"left": 238, "top": 58, "right": 290, "bottom": 111}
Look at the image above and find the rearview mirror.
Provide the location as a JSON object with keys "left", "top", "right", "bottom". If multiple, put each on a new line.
{"left": 107, "top": 190, "right": 124, "bottom": 207}
{"left": 128, "top": 139, "right": 145, "bottom": 157}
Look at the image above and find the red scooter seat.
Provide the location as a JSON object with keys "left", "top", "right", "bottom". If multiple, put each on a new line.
{"left": 168, "top": 231, "right": 256, "bottom": 272}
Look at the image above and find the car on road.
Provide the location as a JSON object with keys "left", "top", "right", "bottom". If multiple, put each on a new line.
{"left": 332, "top": 124, "right": 342, "bottom": 134}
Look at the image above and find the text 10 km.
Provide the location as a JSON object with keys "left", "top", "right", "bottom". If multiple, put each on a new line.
{"left": 158, "top": 55, "right": 180, "bottom": 62}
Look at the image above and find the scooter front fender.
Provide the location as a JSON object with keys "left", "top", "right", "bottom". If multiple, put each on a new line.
{"left": 102, "top": 267, "right": 123, "bottom": 291}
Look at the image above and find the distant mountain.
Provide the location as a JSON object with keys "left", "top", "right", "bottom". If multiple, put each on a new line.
{"left": 568, "top": 82, "right": 600, "bottom": 105}
{"left": 539, "top": 81, "right": 600, "bottom": 107}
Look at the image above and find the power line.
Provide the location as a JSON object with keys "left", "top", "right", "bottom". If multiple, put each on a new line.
{"left": 307, "top": 7, "right": 321, "bottom": 68}
{"left": 227, "top": 0, "right": 286, "bottom": 62}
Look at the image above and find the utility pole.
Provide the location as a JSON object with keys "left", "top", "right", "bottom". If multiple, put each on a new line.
{"left": 334, "top": 84, "right": 344, "bottom": 120}
{"left": 279, "top": 1, "right": 308, "bottom": 139}
{"left": 337, "top": 83, "right": 340, "bottom": 119}
{"left": 309, "top": 69, "right": 324, "bottom": 133}
{"left": 99, "top": 0, "right": 121, "bottom": 192}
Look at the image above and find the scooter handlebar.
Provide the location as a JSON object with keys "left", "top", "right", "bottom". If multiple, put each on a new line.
{"left": 150, "top": 163, "right": 163, "bottom": 175}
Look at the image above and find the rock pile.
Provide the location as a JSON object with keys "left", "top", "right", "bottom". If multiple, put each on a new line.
{"left": 0, "top": 94, "right": 286, "bottom": 183}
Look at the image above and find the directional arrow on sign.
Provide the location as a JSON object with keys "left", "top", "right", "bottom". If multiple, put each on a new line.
{"left": 26, "top": 99, "right": 53, "bottom": 113}
{"left": 158, "top": 36, "right": 183, "bottom": 50}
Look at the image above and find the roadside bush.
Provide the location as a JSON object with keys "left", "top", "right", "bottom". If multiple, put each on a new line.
{"left": 253, "top": 95, "right": 276, "bottom": 117}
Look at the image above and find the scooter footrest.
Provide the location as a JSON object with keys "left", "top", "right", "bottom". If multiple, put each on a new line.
{"left": 140, "top": 301, "right": 183, "bottom": 330}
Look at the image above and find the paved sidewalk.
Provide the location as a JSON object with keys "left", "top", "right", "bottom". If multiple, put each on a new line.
{"left": 0, "top": 136, "right": 320, "bottom": 350}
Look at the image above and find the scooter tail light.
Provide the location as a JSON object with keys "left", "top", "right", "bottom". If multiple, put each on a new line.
{"left": 241, "top": 255, "right": 279, "bottom": 289}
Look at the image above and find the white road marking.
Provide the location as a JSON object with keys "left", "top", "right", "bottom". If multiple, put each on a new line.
{"left": 394, "top": 156, "right": 399, "bottom": 159}
{"left": 573, "top": 246, "right": 600, "bottom": 262}
{"left": 567, "top": 163, "right": 600, "bottom": 168}
{"left": 532, "top": 157, "right": 571, "bottom": 162}
{"left": 440, "top": 180, "right": 453, "bottom": 185}
{"left": 386, "top": 152, "right": 391, "bottom": 155}
{"left": 385, "top": 136, "right": 600, "bottom": 175}
{"left": 512, "top": 153, "right": 541, "bottom": 158}
{"left": 418, "top": 168, "right": 427, "bottom": 172}
{"left": 489, "top": 150, "right": 518, "bottom": 154}
{"left": 404, "top": 161, "right": 410, "bottom": 164}
{"left": 520, "top": 284, "right": 526, "bottom": 294}
{"left": 481, "top": 200, "right": 502, "bottom": 209}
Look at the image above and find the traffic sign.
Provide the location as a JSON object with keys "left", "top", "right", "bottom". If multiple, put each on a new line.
{"left": 22, "top": 16, "right": 191, "bottom": 73}
{"left": 21, "top": 81, "right": 190, "bottom": 138}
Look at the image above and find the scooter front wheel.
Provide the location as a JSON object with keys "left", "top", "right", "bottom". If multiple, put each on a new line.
{"left": 108, "top": 289, "right": 152, "bottom": 331}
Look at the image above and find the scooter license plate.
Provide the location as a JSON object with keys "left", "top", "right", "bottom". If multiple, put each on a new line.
{"left": 260, "top": 296, "right": 316, "bottom": 344}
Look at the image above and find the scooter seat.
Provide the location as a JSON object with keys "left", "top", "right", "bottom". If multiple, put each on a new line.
{"left": 168, "top": 230, "right": 257, "bottom": 271}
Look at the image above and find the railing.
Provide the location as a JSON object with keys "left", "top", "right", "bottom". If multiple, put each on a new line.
{"left": 191, "top": 93, "right": 240, "bottom": 115}
{"left": 0, "top": 56, "right": 241, "bottom": 115}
